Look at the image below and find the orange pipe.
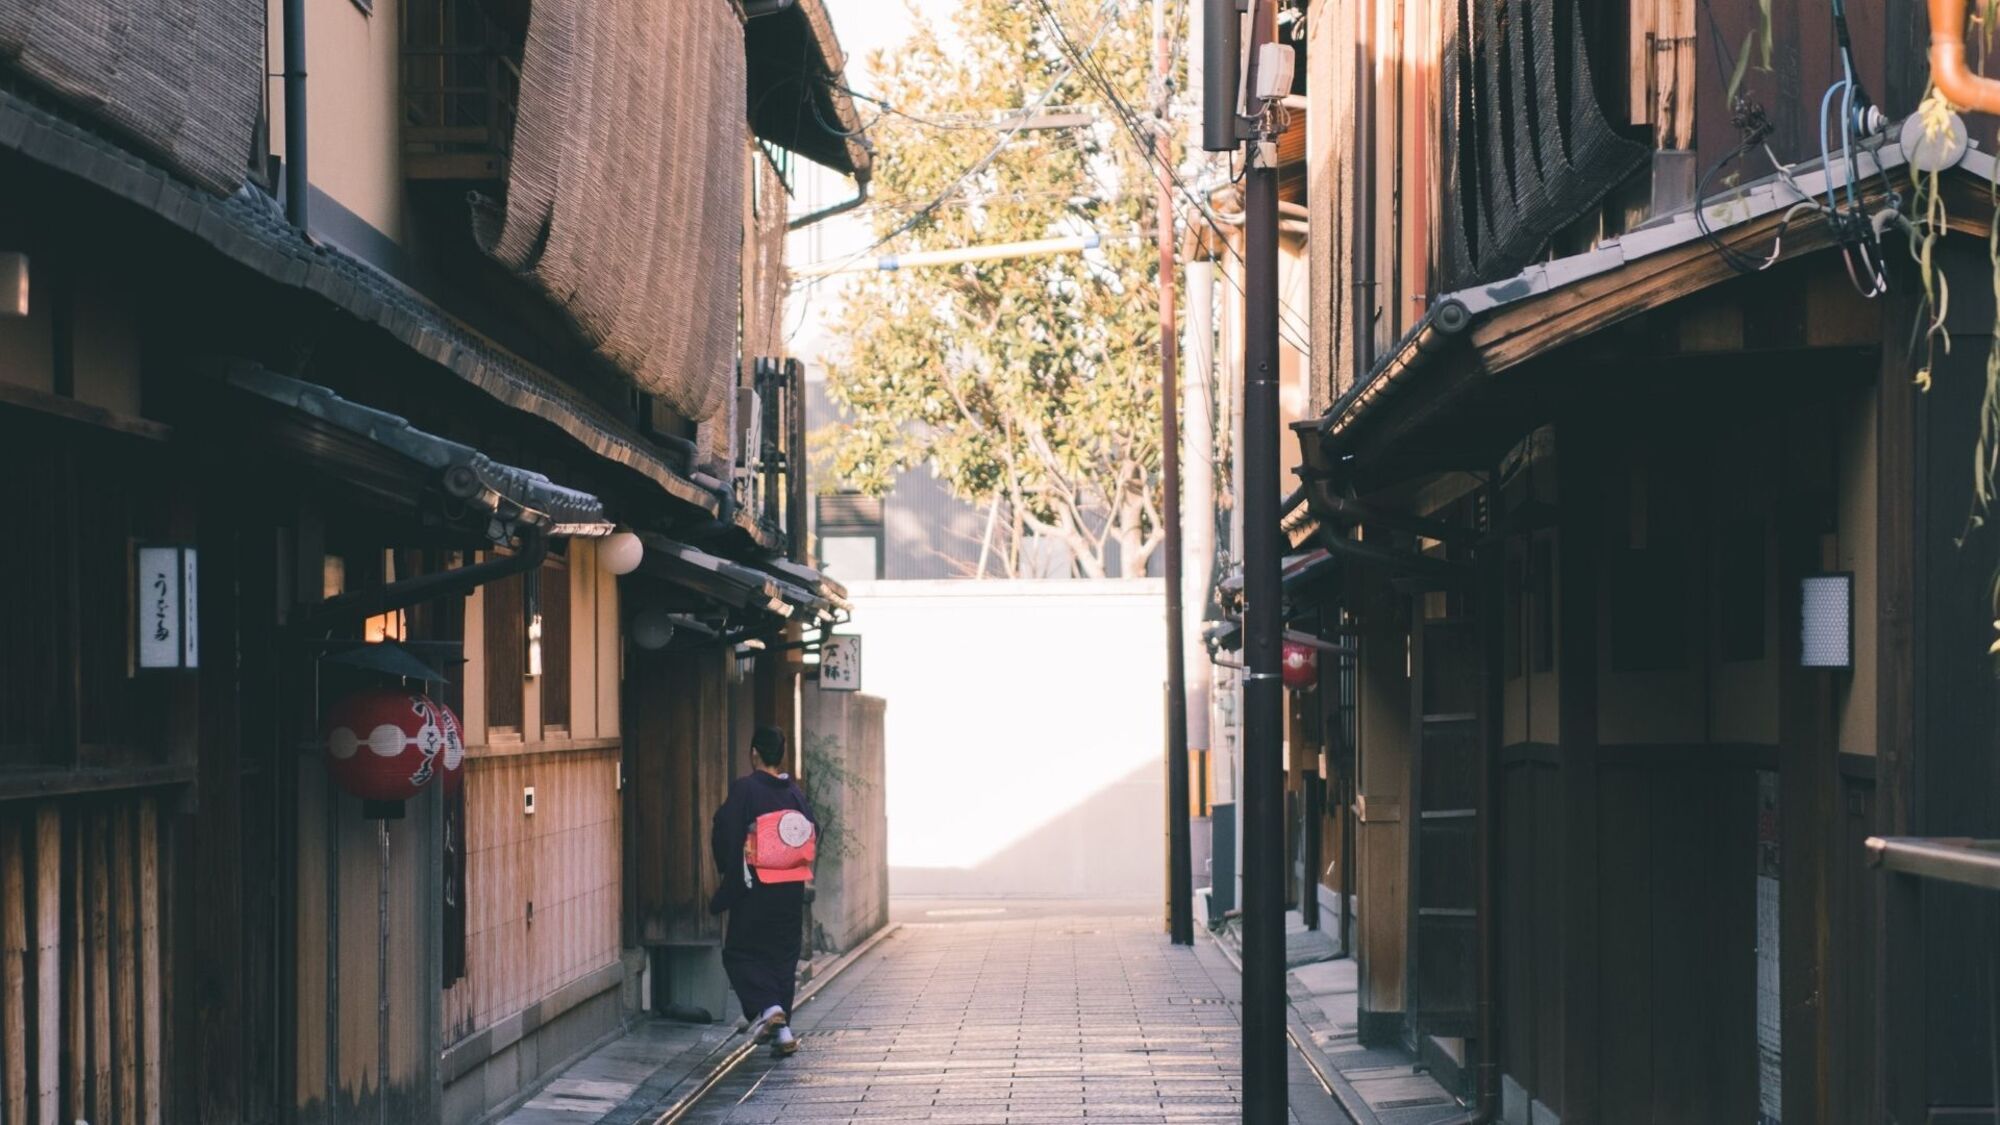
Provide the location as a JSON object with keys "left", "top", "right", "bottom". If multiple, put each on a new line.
{"left": 1932, "top": 0, "right": 2000, "bottom": 113}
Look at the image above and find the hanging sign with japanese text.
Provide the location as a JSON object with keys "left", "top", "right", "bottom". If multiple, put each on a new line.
{"left": 135, "top": 544, "right": 198, "bottom": 670}
{"left": 820, "top": 635, "right": 862, "bottom": 692}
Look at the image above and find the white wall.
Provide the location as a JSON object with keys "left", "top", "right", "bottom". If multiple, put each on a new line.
{"left": 843, "top": 579, "right": 1167, "bottom": 900}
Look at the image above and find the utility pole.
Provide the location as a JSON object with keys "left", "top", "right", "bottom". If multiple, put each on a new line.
{"left": 1157, "top": 0, "right": 1194, "bottom": 949}
{"left": 1205, "top": 1, "right": 1285, "bottom": 1121}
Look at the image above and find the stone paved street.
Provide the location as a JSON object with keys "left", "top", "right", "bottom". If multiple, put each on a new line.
{"left": 680, "top": 909, "right": 1346, "bottom": 1124}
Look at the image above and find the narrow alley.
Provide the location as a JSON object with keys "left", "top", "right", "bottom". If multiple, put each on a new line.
{"left": 507, "top": 905, "right": 1346, "bottom": 1125}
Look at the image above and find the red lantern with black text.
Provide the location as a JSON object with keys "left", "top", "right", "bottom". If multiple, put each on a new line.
{"left": 436, "top": 700, "right": 467, "bottom": 797}
{"left": 324, "top": 687, "right": 449, "bottom": 802}
{"left": 1281, "top": 641, "right": 1319, "bottom": 690}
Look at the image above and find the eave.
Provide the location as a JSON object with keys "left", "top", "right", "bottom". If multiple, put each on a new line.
{"left": 742, "top": 0, "right": 874, "bottom": 183}
{"left": 1299, "top": 124, "right": 1990, "bottom": 479}
{"left": 0, "top": 87, "right": 720, "bottom": 519}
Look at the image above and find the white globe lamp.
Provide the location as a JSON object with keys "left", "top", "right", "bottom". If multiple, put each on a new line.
{"left": 601, "top": 530, "right": 644, "bottom": 576}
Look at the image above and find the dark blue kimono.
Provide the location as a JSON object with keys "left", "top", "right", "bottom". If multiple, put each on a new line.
{"left": 709, "top": 771, "right": 815, "bottom": 1020}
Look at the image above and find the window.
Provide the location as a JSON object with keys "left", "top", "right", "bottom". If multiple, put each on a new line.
{"left": 484, "top": 567, "right": 524, "bottom": 731}
{"left": 817, "top": 493, "right": 884, "bottom": 581}
{"left": 539, "top": 559, "right": 571, "bottom": 733}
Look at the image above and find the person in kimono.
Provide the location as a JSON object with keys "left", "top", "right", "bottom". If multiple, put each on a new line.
{"left": 709, "top": 726, "right": 816, "bottom": 1057}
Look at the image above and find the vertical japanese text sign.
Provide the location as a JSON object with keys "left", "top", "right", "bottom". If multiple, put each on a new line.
{"left": 820, "top": 635, "right": 862, "bottom": 692}
{"left": 135, "top": 544, "right": 199, "bottom": 670}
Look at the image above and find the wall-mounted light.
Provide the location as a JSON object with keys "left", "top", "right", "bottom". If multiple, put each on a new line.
{"left": 631, "top": 608, "right": 676, "bottom": 651}
{"left": 600, "top": 530, "right": 644, "bottom": 576}
{"left": 0, "top": 252, "right": 26, "bottom": 318}
{"left": 135, "top": 544, "right": 198, "bottom": 670}
{"left": 1799, "top": 572, "right": 1853, "bottom": 669}
{"left": 524, "top": 569, "right": 543, "bottom": 677}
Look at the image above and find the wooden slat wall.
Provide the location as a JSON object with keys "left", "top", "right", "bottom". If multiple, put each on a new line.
{"left": 443, "top": 538, "right": 624, "bottom": 1049}
{"left": 0, "top": 795, "right": 166, "bottom": 1125}
{"left": 626, "top": 651, "right": 732, "bottom": 950}
{"left": 442, "top": 748, "right": 622, "bottom": 1043}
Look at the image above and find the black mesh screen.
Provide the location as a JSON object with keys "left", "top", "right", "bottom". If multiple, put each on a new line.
{"left": 1442, "top": 0, "right": 1647, "bottom": 287}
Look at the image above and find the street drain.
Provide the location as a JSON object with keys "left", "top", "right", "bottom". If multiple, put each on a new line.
{"left": 1377, "top": 1096, "right": 1453, "bottom": 1109}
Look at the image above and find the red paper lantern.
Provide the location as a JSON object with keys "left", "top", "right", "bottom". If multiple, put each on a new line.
{"left": 324, "top": 688, "right": 449, "bottom": 802}
{"left": 436, "top": 701, "right": 467, "bottom": 797}
{"left": 1281, "top": 641, "right": 1319, "bottom": 690}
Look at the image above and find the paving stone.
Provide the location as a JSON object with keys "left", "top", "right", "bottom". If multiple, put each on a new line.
{"left": 677, "top": 912, "right": 1350, "bottom": 1125}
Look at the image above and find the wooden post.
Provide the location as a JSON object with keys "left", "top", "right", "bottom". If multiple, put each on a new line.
{"left": 139, "top": 799, "right": 161, "bottom": 1125}
{"left": 89, "top": 811, "right": 110, "bottom": 1125}
{"left": 1555, "top": 418, "right": 1602, "bottom": 1122}
{"left": 1874, "top": 291, "right": 1922, "bottom": 1125}
{"left": 2, "top": 817, "right": 28, "bottom": 1123}
{"left": 112, "top": 808, "right": 137, "bottom": 1123}
{"left": 1777, "top": 399, "right": 1836, "bottom": 1125}
{"left": 63, "top": 816, "right": 83, "bottom": 1125}
{"left": 34, "top": 806, "right": 58, "bottom": 1125}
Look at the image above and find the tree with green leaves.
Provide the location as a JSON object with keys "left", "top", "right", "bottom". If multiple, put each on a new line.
{"left": 814, "top": 0, "right": 1167, "bottom": 579}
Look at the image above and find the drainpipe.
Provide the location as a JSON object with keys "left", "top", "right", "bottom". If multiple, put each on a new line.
{"left": 787, "top": 175, "right": 869, "bottom": 232}
{"left": 282, "top": 0, "right": 308, "bottom": 230}
{"left": 1930, "top": 0, "right": 2000, "bottom": 114}
{"left": 295, "top": 526, "right": 549, "bottom": 635}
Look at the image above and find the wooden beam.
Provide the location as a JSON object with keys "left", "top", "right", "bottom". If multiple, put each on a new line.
{"left": 0, "top": 381, "right": 171, "bottom": 442}
{"left": 0, "top": 766, "right": 196, "bottom": 804}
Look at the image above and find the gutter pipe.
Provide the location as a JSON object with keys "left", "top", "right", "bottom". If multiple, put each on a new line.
{"left": 282, "top": 0, "right": 307, "bottom": 229}
{"left": 788, "top": 175, "right": 869, "bottom": 232}
{"left": 296, "top": 526, "right": 549, "bottom": 635}
{"left": 1931, "top": 0, "right": 2000, "bottom": 114}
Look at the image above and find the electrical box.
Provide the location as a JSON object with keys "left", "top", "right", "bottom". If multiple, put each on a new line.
{"left": 1253, "top": 43, "right": 1295, "bottom": 102}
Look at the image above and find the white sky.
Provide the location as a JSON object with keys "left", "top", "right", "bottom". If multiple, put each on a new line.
{"left": 784, "top": 0, "right": 955, "bottom": 367}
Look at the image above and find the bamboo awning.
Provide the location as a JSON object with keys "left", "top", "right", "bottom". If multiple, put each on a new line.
{"left": 473, "top": 0, "right": 745, "bottom": 421}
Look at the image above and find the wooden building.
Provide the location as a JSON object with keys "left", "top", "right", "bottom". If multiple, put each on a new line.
{"left": 0, "top": 0, "right": 871, "bottom": 1122}
{"left": 1281, "top": 0, "right": 2000, "bottom": 1121}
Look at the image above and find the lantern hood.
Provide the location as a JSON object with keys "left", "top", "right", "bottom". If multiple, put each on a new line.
{"left": 319, "top": 640, "right": 454, "bottom": 682}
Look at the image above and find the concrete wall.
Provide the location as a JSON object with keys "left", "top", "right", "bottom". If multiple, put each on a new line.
{"left": 802, "top": 686, "right": 889, "bottom": 953}
{"left": 843, "top": 579, "right": 1167, "bottom": 901}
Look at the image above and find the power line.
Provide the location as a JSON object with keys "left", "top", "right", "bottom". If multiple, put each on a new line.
{"left": 1031, "top": 0, "right": 1314, "bottom": 356}
{"left": 789, "top": 0, "right": 1124, "bottom": 296}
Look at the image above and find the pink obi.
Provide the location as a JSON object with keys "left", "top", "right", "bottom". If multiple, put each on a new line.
{"left": 746, "top": 810, "right": 816, "bottom": 884}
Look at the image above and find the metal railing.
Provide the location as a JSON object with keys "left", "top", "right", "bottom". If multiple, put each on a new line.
{"left": 1868, "top": 835, "right": 2000, "bottom": 1122}
{"left": 1866, "top": 836, "right": 2000, "bottom": 891}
